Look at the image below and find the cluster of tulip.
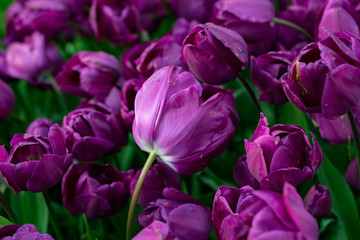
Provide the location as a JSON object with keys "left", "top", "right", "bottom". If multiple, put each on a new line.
{"left": 0, "top": 0, "right": 359, "bottom": 239}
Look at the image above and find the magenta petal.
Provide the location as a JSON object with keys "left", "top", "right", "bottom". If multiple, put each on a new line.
{"left": 248, "top": 206, "right": 299, "bottom": 239}
{"left": 133, "top": 221, "right": 169, "bottom": 240}
{"left": 219, "top": 214, "right": 249, "bottom": 240}
{"left": 183, "top": 45, "right": 236, "bottom": 84}
{"left": 71, "top": 137, "right": 114, "bottom": 161}
{"left": 0, "top": 146, "right": 8, "bottom": 162}
{"left": 251, "top": 113, "right": 270, "bottom": 141}
{"left": 260, "top": 167, "right": 313, "bottom": 191}
{"left": 167, "top": 203, "right": 211, "bottom": 240}
{"left": 245, "top": 141, "right": 268, "bottom": 182}
{"left": 133, "top": 66, "right": 201, "bottom": 152}
{"left": 283, "top": 183, "right": 319, "bottom": 240}
{"left": 322, "top": 64, "right": 360, "bottom": 118}
{"left": 48, "top": 124, "right": 67, "bottom": 155}
{"left": 27, "top": 154, "right": 71, "bottom": 192}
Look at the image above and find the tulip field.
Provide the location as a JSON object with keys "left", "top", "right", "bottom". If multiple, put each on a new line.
{"left": 0, "top": 0, "right": 360, "bottom": 239}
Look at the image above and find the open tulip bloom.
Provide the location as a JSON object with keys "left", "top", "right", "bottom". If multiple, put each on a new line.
{"left": 3, "top": 0, "right": 360, "bottom": 239}
{"left": 132, "top": 66, "right": 238, "bottom": 175}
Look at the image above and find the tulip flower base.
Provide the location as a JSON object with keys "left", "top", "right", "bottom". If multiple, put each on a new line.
{"left": 0, "top": 0, "right": 360, "bottom": 239}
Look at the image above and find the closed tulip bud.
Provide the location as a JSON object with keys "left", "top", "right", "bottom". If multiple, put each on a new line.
{"left": 0, "top": 124, "right": 72, "bottom": 193}
{"left": 56, "top": 51, "right": 122, "bottom": 101}
{"left": 182, "top": 23, "right": 248, "bottom": 84}
{"left": 304, "top": 184, "right": 332, "bottom": 218}
{"left": 130, "top": 163, "right": 180, "bottom": 207}
{"left": 26, "top": 118, "right": 54, "bottom": 137}
{"left": 62, "top": 162, "right": 133, "bottom": 219}
{"left": 63, "top": 100, "right": 128, "bottom": 162}
{"left": 0, "top": 80, "right": 15, "bottom": 122}
{"left": 245, "top": 113, "right": 323, "bottom": 191}
{"left": 212, "top": 183, "right": 319, "bottom": 240}
{"left": 0, "top": 224, "right": 54, "bottom": 240}
{"left": 250, "top": 51, "right": 294, "bottom": 105}
{"left": 89, "top": 0, "right": 142, "bottom": 45}
{"left": 5, "top": 32, "right": 62, "bottom": 85}
{"left": 316, "top": 0, "right": 360, "bottom": 41}
{"left": 133, "top": 66, "right": 238, "bottom": 175}
{"left": 137, "top": 187, "right": 211, "bottom": 240}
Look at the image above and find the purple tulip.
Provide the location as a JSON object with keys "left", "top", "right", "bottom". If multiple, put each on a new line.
{"left": 135, "top": 34, "right": 184, "bottom": 79}
{"left": 0, "top": 124, "right": 72, "bottom": 193}
{"left": 62, "top": 100, "right": 128, "bottom": 162}
{"left": 304, "top": 184, "right": 332, "bottom": 218}
{"left": 275, "top": 0, "right": 323, "bottom": 50}
{"left": 233, "top": 155, "right": 260, "bottom": 189}
{"left": 310, "top": 107, "right": 360, "bottom": 145}
{"left": 316, "top": 0, "right": 360, "bottom": 41}
{"left": 56, "top": 51, "right": 122, "bottom": 101}
{"left": 250, "top": 51, "right": 294, "bottom": 105}
{"left": 119, "top": 78, "right": 144, "bottom": 129}
{"left": 212, "top": 183, "right": 319, "bottom": 240}
{"left": 166, "top": 0, "right": 217, "bottom": 22}
{"left": 212, "top": 0, "right": 275, "bottom": 55}
{"left": 121, "top": 42, "right": 153, "bottom": 79}
{"left": 130, "top": 163, "right": 180, "bottom": 207}
{"left": 0, "top": 79, "right": 15, "bottom": 122}
{"left": 0, "top": 224, "right": 54, "bottom": 240}
{"left": 182, "top": 23, "right": 248, "bottom": 84}
{"left": 281, "top": 42, "right": 328, "bottom": 113}
{"left": 344, "top": 158, "right": 360, "bottom": 191}
{"left": 245, "top": 113, "right": 323, "bottom": 191}
{"left": 137, "top": 187, "right": 211, "bottom": 240}
{"left": 283, "top": 31, "right": 360, "bottom": 118}
{"left": 62, "top": 162, "right": 133, "bottom": 219}
{"left": 26, "top": 118, "right": 54, "bottom": 137}
{"left": 5, "top": 0, "right": 68, "bottom": 44}
{"left": 89, "top": 0, "right": 142, "bottom": 45}
{"left": 5, "top": 32, "right": 62, "bottom": 85}
{"left": 133, "top": 66, "right": 238, "bottom": 175}
{"left": 171, "top": 18, "right": 199, "bottom": 45}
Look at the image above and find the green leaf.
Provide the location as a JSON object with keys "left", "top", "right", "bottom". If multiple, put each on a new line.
{"left": 11, "top": 192, "right": 49, "bottom": 233}
{"left": 317, "top": 157, "right": 360, "bottom": 240}
{"left": 0, "top": 215, "right": 13, "bottom": 226}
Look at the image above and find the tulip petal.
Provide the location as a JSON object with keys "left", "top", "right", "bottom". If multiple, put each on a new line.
{"left": 133, "top": 221, "right": 169, "bottom": 240}
{"left": 283, "top": 183, "right": 319, "bottom": 240}
{"left": 168, "top": 203, "right": 211, "bottom": 240}
{"left": 322, "top": 64, "right": 360, "bottom": 118}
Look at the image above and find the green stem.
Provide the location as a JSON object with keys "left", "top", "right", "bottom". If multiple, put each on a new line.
{"left": 43, "top": 191, "right": 64, "bottom": 240}
{"left": 272, "top": 17, "right": 314, "bottom": 41}
{"left": 347, "top": 111, "right": 360, "bottom": 187}
{"left": 82, "top": 214, "right": 92, "bottom": 240}
{"left": 126, "top": 151, "right": 157, "bottom": 240}
{"left": 0, "top": 194, "right": 18, "bottom": 224}
{"left": 237, "top": 74, "right": 262, "bottom": 114}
